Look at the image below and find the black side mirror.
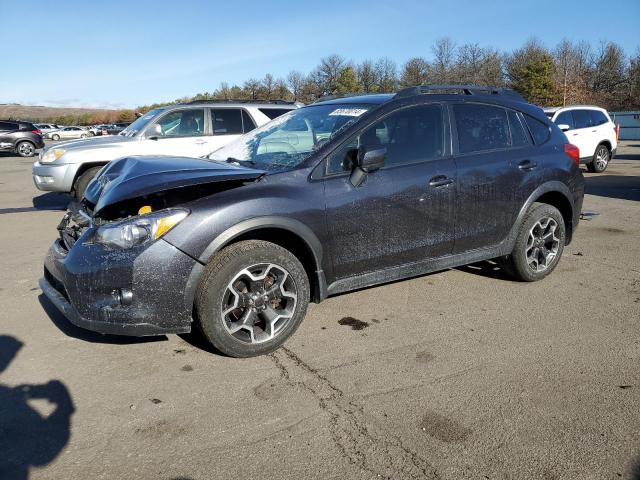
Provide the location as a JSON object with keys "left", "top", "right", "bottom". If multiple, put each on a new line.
{"left": 350, "top": 145, "right": 386, "bottom": 187}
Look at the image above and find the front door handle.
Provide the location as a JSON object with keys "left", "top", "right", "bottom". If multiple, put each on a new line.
{"left": 518, "top": 160, "right": 538, "bottom": 171}
{"left": 428, "top": 175, "right": 454, "bottom": 187}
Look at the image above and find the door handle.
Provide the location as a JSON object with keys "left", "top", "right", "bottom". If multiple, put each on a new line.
{"left": 428, "top": 175, "right": 454, "bottom": 187}
{"left": 195, "top": 140, "right": 207, "bottom": 145}
{"left": 518, "top": 160, "right": 538, "bottom": 171}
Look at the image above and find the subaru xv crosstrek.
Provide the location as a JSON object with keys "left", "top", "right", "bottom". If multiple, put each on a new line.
{"left": 40, "top": 85, "right": 585, "bottom": 357}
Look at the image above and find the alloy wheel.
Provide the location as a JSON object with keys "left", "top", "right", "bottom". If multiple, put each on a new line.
{"left": 221, "top": 263, "right": 297, "bottom": 344}
{"left": 594, "top": 146, "right": 609, "bottom": 171}
{"left": 18, "top": 142, "right": 34, "bottom": 156}
{"left": 526, "top": 217, "right": 560, "bottom": 273}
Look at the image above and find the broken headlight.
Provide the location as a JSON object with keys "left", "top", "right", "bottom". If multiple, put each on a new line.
{"left": 93, "top": 209, "right": 188, "bottom": 249}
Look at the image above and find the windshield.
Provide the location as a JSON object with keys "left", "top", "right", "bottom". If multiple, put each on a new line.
{"left": 120, "top": 108, "right": 164, "bottom": 137}
{"left": 208, "top": 104, "right": 371, "bottom": 170}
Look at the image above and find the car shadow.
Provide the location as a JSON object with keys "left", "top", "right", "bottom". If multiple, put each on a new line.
{"left": 38, "top": 295, "right": 166, "bottom": 345}
{"left": 0, "top": 335, "right": 75, "bottom": 478}
{"left": 33, "top": 192, "right": 72, "bottom": 211}
{"left": 584, "top": 175, "right": 640, "bottom": 201}
{"left": 455, "top": 260, "right": 512, "bottom": 280}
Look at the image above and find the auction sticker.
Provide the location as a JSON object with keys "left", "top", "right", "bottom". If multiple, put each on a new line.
{"left": 329, "top": 108, "right": 368, "bottom": 117}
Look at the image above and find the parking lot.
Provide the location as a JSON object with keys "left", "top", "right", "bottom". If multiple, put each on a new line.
{"left": 1, "top": 143, "right": 639, "bottom": 479}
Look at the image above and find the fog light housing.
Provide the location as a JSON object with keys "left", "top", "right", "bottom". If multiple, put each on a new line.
{"left": 117, "top": 288, "right": 134, "bottom": 306}
{"left": 35, "top": 175, "right": 54, "bottom": 184}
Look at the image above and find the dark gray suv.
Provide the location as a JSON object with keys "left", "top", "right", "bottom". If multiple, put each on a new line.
{"left": 0, "top": 120, "right": 45, "bottom": 157}
{"left": 40, "top": 85, "right": 585, "bottom": 357}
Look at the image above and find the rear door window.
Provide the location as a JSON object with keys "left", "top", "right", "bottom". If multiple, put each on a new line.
{"left": 572, "top": 109, "right": 593, "bottom": 129}
{"left": 211, "top": 109, "right": 243, "bottom": 135}
{"left": 259, "top": 108, "right": 292, "bottom": 120}
{"left": 453, "top": 103, "right": 510, "bottom": 153}
{"left": 508, "top": 110, "right": 530, "bottom": 147}
{"left": 0, "top": 122, "right": 16, "bottom": 131}
{"left": 589, "top": 110, "right": 608, "bottom": 126}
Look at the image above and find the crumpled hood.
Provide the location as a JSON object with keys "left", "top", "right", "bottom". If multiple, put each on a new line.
{"left": 84, "top": 156, "right": 265, "bottom": 214}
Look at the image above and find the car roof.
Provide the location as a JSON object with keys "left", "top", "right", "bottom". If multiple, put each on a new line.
{"left": 544, "top": 105, "right": 608, "bottom": 113}
{"left": 172, "top": 101, "right": 302, "bottom": 109}
{"left": 312, "top": 94, "right": 395, "bottom": 106}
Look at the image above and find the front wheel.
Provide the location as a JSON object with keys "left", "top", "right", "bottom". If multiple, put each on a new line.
{"left": 73, "top": 166, "right": 102, "bottom": 200}
{"left": 80, "top": 133, "right": 87, "bottom": 138}
{"left": 196, "top": 240, "right": 310, "bottom": 357}
{"left": 587, "top": 144, "right": 610, "bottom": 173}
{"left": 498, "top": 203, "right": 566, "bottom": 282}
{"left": 16, "top": 141, "right": 35, "bottom": 157}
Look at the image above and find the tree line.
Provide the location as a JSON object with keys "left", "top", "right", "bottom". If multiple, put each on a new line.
{"left": 20, "top": 37, "right": 640, "bottom": 125}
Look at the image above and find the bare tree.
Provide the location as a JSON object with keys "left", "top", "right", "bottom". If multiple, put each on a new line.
{"left": 456, "top": 43, "right": 484, "bottom": 84}
{"left": 356, "top": 60, "right": 378, "bottom": 93}
{"left": 260, "top": 74, "right": 275, "bottom": 100}
{"left": 287, "top": 70, "right": 304, "bottom": 100}
{"left": 432, "top": 38, "right": 456, "bottom": 83}
{"left": 317, "top": 54, "right": 346, "bottom": 94}
{"left": 375, "top": 57, "right": 398, "bottom": 92}
{"left": 243, "top": 78, "right": 261, "bottom": 100}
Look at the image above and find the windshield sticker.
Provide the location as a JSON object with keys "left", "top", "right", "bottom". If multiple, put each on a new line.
{"left": 329, "top": 108, "right": 368, "bottom": 117}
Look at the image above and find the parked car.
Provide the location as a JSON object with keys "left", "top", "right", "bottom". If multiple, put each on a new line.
{"left": 105, "top": 122, "right": 130, "bottom": 135}
{"left": 40, "top": 85, "right": 584, "bottom": 357}
{"left": 35, "top": 124, "right": 61, "bottom": 136}
{"left": 33, "top": 100, "right": 302, "bottom": 199}
{"left": 47, "top": 126, "right": 89, "bottom": 141}
{"left": 88, "top": 124, "right": 113, "bottom": 137}
{"left": 544, "top": 106, "right": 617, "bottom": 172}
{"left": 0, "top": 120, "right": 44, "bottom": 157}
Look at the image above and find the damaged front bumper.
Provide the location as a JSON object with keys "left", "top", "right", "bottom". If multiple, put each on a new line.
{"left": 41, "top": 229, "right": 202, "bottom": 336}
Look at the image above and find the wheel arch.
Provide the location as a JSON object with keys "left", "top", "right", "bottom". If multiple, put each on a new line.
{"left": 196, "top": 217, "right": 327, "bottom": 304}
{"left": 71, "top": 162, "right": 109, "bottom": 191}
{"left": 597, "top": 139, "right": 612, "bottom": 152}
{"left": 512, "top": 182, "right": 575, "bottom": 246}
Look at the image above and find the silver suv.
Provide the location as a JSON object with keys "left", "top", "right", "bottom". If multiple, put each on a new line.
{"left": 32, "top": 101, "right": 301, "bottom": 199}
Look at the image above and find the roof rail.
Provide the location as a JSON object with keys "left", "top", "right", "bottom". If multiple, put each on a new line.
{"left": 394, "top": 85, "right": 526, "bottom": 102}
{"left": 184, "top": 99, "right": 298, "bottom": 105}
{"left": 312, "top": 93, "right": 372, "bottom": 104}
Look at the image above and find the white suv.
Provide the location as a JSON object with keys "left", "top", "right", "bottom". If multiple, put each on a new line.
{"left": 33, "top": 101, "right": 302, "bottom": 199}
{"left": 544, "top": 106, "right": 618, "bottom": 173}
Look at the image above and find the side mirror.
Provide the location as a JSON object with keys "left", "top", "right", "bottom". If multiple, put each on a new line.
{"left": 557, "top": 124, "right": 571, "bottom": 132}
{"left": 146, "top": 124, "right": 162, "bottom": 139}
{"left": 350, "top": 145, "right": 386, "bottom": 187}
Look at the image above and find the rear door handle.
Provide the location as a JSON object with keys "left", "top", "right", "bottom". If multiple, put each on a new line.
{"left": 428, "top": 175, "right": 454, "bottom": 187}
{"left": 518, "top": 160, "right": 538, "bottom": 171}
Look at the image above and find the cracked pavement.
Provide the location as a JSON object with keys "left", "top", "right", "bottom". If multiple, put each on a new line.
{"left": 0, "top": 142, "right": 639, "bottom": 479}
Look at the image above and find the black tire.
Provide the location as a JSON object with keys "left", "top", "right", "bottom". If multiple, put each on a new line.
{"left": 51, "top": 134, "right": 60, "bottom": 141}
{"left": 73, "top": 166, "right": 102, "bottom": 200}
{"left": 499, "top": 203, "right": 566, "bottom": 282}
{"left": 80, "top": 133, "right": 87, "bottom": 138}
{"left": 586, "top": 144, "right": 610, "bottom": 173}
{"left": 15, "top": 141, "right": 36, "bottom": 157}
{"left": 196, "top": 240, "right": 310, "bottom": 357}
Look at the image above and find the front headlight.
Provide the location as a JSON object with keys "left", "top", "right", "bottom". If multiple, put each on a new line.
{"left": 41, "top": 148, "right": 65, "bottom": 163}
{"left": 93, "top": 209, "right": 189, "bottom": 249}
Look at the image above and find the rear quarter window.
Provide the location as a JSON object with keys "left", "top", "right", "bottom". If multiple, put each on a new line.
{"left": 523, "top": 115, "right": 550, "bottom": 145}
{"left": 589, "top": 110, "right": 608, "bottom": 126}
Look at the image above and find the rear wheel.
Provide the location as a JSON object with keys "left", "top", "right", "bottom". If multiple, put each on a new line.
{"left": 73, "top": 166, "right": 102, "bottom": 200}
{"left": 80, "top": 133, "right": 87, "bottom": 138}
{"left": 587, "top": 144, "right": 610, "bottom": 173}
{"left": 498, "top": 203, "right": 566, "bottom": 282}
{"left": 196, "top": 240, "right": 310, "bottom": 357}
{"left": 16, "top": 141, "right": 35, "bottom": 157}
{"left": 51, "top": 134, "right": 60, "bottom": 141}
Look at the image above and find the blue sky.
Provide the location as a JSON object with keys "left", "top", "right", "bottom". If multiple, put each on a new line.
{"left": 1, "top": 0, "right": 638, "bottom": 108}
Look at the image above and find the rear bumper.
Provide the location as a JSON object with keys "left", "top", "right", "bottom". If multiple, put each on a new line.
{"left": 41, "top": 235, "right": 201, "bottom": 336}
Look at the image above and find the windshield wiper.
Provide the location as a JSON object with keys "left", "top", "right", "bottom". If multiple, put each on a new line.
{"left": 225, "top": 157, "right": 256, "bottom": 167}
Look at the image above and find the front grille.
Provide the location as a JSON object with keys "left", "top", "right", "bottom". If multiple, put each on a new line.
{"left": 44, "top": 267, "right": 69, "bottom": 302}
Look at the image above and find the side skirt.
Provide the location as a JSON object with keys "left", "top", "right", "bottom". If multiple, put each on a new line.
{"left": 327, "top": 242, "right": 511, "bottom": 296}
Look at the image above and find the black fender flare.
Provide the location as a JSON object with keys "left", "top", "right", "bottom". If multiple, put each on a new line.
{"left": 502, "top": 181, "right": 575, "bottom": 252}
{"left": 184, "top": 217, "right": 327, "bottom": 312}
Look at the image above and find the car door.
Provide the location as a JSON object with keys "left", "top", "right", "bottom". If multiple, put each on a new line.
{"left": 205, "top": 108, "right": 248, "bottom": 154}
{"left": 141, "top": 108, "right": 209, "bottom": 157}
{"left": 322, "top": 103, "right": 456, "bottom": 280}
{"left": 0, "top": 121, "right": 16, "bottom": 149}
{"left": 566, "top": 109, "right": 595, "bottom": 158}
{"left": 450, "top": 102, "right": 523, "bottom": 252}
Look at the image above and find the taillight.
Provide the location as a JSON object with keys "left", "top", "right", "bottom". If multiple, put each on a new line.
{"left": 614, "top": 124, "right": 619, "bottom": 141}
{"left": 564, "top": 143, "right": 580, "bottom": 166}
{"left": 32, "top": 129, "right": 42, "bottom": 135}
